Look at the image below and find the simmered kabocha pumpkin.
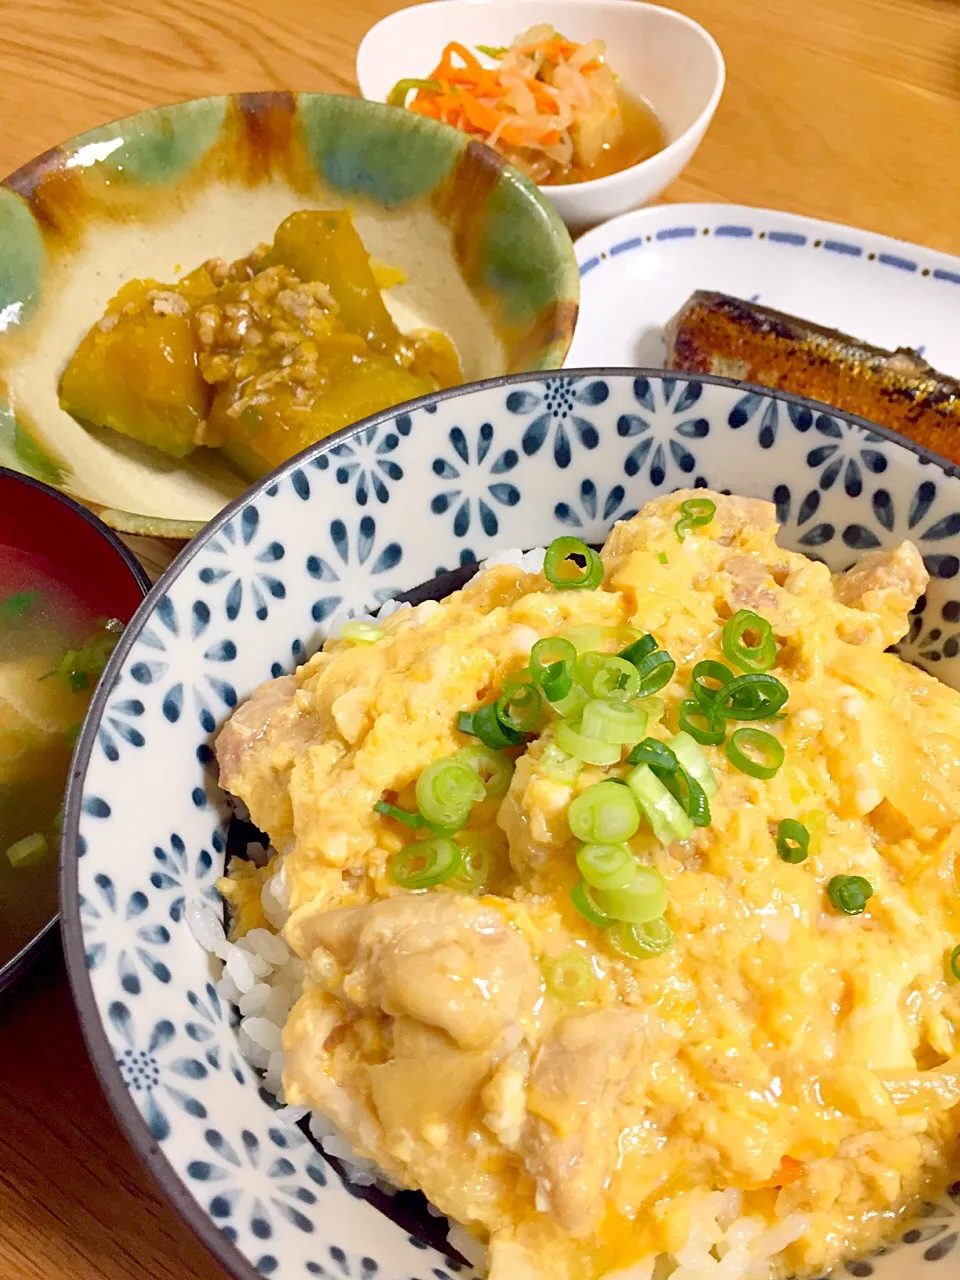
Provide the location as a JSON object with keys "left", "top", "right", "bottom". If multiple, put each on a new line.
{"left": 58, "top": 211, "right": 462, "bottom": 477}
{"left": 59, "top": 268, "right": 219, "bottom": 458}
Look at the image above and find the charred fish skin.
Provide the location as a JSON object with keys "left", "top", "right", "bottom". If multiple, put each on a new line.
{"left": 665, "top": 290, "right": 960, "bottom": 461}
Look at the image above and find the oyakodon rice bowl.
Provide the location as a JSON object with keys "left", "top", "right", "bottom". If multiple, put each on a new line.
{"left": 194, "top": 488, "right": 960, "bottom": 1280}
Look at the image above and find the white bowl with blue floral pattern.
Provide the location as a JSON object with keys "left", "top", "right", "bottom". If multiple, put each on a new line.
{"left": 61, "top": 371, "right": 960, "bottom": 1280}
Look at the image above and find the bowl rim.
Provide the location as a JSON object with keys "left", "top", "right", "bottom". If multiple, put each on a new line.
{"left": 59, "top": 366, "right": 960, "bottom": 1280}
{"left": 0, "top": 464, "right": 151, "bottom": 997}
{"left": 355, "top": 0, "right": 726, "bottom": 198}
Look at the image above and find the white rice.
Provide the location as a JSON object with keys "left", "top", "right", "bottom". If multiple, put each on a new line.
{"left": 189, "top": 545, "right": 810, "bottom": 1280}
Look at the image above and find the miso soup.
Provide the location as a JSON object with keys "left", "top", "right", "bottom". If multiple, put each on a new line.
{"left": 0, "top": 548, "right": 120, "bottom": 966}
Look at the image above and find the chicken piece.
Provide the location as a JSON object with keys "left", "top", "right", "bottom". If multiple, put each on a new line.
{"left": 832, "top": 542, "right": 928, "bottom": 647}
{"left": 520, "top": 1009, "right": 649, "bottom": 1236}
{"left": 723, "top": 552, "right": 779, "bottom": 613}
{"left": 285, "top": 893, "right": 539, "bottom": 1051}
{"left": 215, "top": 674, "right": 318, "bottom": 842}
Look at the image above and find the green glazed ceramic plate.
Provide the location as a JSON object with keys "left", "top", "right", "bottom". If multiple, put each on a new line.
{"left": 0, "top": 93, "right": 578, "bottom": 538}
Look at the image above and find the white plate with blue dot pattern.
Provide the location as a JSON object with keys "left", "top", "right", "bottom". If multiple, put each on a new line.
{"left": 62, "top": 370, "right": 960, "bottom": 1280}
{"left": 568, "top": 202, "right": 960, "bottom": 376}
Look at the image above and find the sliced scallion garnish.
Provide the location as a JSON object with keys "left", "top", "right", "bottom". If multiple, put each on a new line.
{"left": 579, "top": 697, "right": 648, "bottom": 745}
{"left": 389, "top": 837, "right": 461, "bottom": 889}
{"left": 722, "top": 609, "right": 777, "bottom": 674}
{"left": 568, "top": 780, "right": 641, "bottom": 844}
{"left": 555, "top": 720, "right": 621, "bottom": 766}
{"left": 543, "top": 536, "right": 604, "bottom": 590}
{"left": 674, "top": 497, "right": 716, "bottom": 541}
{"left": 712, "top": 673, "right": 789, "bottom": 723}
{"left": 571, "top": 878, "right": 616, "bottom": 927}
{"left": 594, "top": 865, "right": 668, "bottom": 924}
{"left": 450, "top": 833, "right": 496, "bottom": 892}
{"left": 725, "top": 727, "right": 784, "bottom": 779}
{"left": 633, "top": 649, "right": 676, "bottom": 697}
{"left": 495, "top": 671, "right": 543, "bottom": 733}
{"left": 827, "top": 874, "right": 873, "bottom": 915}
{"left": 375, "top": 799, "right": 425, "bottom": 830}
{"left": 530, "top": 636, "right": 576, "bottom": 703}
{"left": 458, "top": 705, "right": 525, "bottom": 749}
{"left": 576, "top": 842, "right": 638, "bottom": 892}
{"left": 609, "top": 916, "right": 673, "bottom": 959}
{"left": 669, "top": 731, "right": 718, "bottom": 797}
{"left": 626, "top": 764, "right": 693, "bottom": 844}
{"left": 776, "top": 818, "right": 809, "bottom": 863}
{"left": 415, "top": 757, "right": 485, "bottom": 831}
{"left": 454, "top": 744, "right": 514, "bottom": 798}
{"left": 542, "top": 951, "right": 596, "bottom": 1003}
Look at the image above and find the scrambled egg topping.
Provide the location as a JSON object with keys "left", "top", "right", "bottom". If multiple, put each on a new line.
{"left": 217, "top": 491, "right": 960, "bottom": 1280}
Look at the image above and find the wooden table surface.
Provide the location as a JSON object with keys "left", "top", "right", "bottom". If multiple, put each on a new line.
{"left": 1, "top": 1, "right": 959, "bottom": 1278}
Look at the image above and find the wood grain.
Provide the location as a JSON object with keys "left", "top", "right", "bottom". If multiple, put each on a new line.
{"left": 1, "top": 1, "right": 959, "bottom": 1278}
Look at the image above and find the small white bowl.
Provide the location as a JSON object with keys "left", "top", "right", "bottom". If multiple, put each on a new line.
{"left": 356, "top": 0, "right": 725, "bottom": 230}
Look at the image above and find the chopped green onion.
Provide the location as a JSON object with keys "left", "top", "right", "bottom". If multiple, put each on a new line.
{"left": 496, "top": 670, "right": 543, "bottom": 733}
{"left": 678, "top": 698, "right": 726, "bottom": 745}
{"left": 52, "top": 804, "right": 64, "bottom": 835}
{"left": 389, "top": 837, "right": 462, "bottom": 889}
{"left": 595, "top": 865, "right": 668, "bottom": 924}
{"left": 530, "top": 637, "right": 577, "bottom": 703}
{"left": 542, "top": 951, "right": 596, "bottom": 1003}
{"left": 6, "top": 831, "right": 48, "bottom": 868}
{"left": 475, "top": 43, "right": 507, "bottom": 57}
{"left": 656, "top": 552, "right": 669, "bottom": 565}
{"left": 626, "top": 737, "right": 679, "bottom": 771}
{"left": 560, "top": 625, "right": 606, "bottom": 654}
{"left": 725, "top": 728, "right": 784, "bottom": 779}
{"left": 712, "top": 673, "right": 789, "bottom": 723}
{"left": 827, "top": 874, "right": 873, "bottom": 915}
{"left": 776, "top": 818, "right": 809, "bottom": 863}
{"left": 539, "top": 741, "right": 582, "bottom": 782}
{"left": 42, "top": 621, "right": 121, "bottom": 690}
{"left": 458, "top": 705, "right": 525, "bottom": 749}
{"left": 549, "top": 683, "right": 590, "bottom": 719}
{"left": 555, "top": 720, "right": 621, "bottom": 766}
{"left": 661, "top": 767, "right": 711, "bottom": 827}
{"left": 416, "top": 757, "right": 485, "bottom": 830}
{"left": 637, "top": 695, "right": 666, "bottom": 725}
{"left": 618, "top": 634, "right": 658, "bottom": 667}
{"left": 949, "top": 945, "right": 960, "bottom": 982}
{"left": 674, "top": 497, "right": 716, "bottom": 541}
{"left": 570, "top": 878, "right": 615, "bottom": 927}
{"left": 580, "top": 698, "right": 648, "bottom": 745}
{"left": 574, "top": 652, "right": 640, "bottom": 701}
{"left": 633, "top": 649, "right": 676, "bottom": 697}
{"left": 568, "top": 780, "right": 640, "bottom": 843}
{"left": 387, "top": 77, "right": 442, "bottom": 107}
{"left": 576, "top": 842, "right": 638, "bottom": 891}
{"left": 0, "top": 590, "right": 39, "bottom": 619}
{"left": 543, "top": 537, "right": 604, "bottom": 590}
{"left": 375, "top": 799, "right": 425, "bottom": 830}
{"left": 454, "top": 744, "right": 515, "bottom": 798}
{"left": 669, "top": 731, "right": 718, "bottom": 798}
{"left": 626, "top": 764, "right": 694, "bottom": 844}
{"left": 722, "top": 610, "right": 777, "bottom": 674}
{"left": 609, "top": 916, "right": 674, "bottom": 959}
{"left": 691, "top": 660, "right": 735, "bottom": 709}
{"left": 450, "top": 833, "right": 496, "bottom": 892}
{"left": 340, "top": 620, "right": 384, "bottom": 644}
